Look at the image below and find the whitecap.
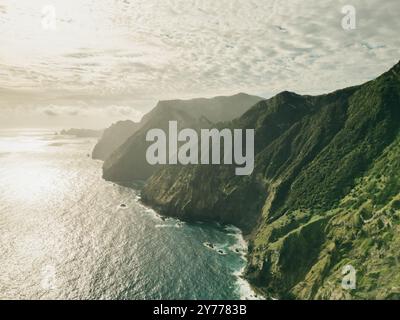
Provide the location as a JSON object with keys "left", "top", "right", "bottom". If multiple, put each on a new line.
{"left": 154, "top": 224, "right": 181, "bottom": 229}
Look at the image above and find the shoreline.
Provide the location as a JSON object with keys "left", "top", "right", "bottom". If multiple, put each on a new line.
{"left": 224, "top": 225, "right": 265, "bottom": 300}
{"left": 123, "top": 186, "right": 266, "bottom": 300}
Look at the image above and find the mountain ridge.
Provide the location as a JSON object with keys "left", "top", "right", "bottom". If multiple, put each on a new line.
{"left": 102, "top": 93, "right": 263, "bottom": 181}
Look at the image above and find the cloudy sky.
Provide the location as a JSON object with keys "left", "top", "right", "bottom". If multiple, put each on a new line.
{"left": 0, "top": 0, "right": 399, "bottom": 128}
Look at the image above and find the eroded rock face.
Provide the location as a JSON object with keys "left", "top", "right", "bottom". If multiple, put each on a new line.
{"left": 142, "top": 61, "right": 400, "bottom": 299}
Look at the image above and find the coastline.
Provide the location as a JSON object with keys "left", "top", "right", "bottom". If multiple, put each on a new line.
{"left": 138, "top": 192, "right": 264, "bottom": 300}
{"left": 225, "top": 225, "right": 265, "bottom": 300}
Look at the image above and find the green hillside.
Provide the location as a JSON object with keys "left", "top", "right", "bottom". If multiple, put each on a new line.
{"left": 142, "top": 61, "right": 400, "bottom": 299}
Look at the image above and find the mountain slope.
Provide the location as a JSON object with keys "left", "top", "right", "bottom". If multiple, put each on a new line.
{"left": 140, "top": 93, "right": 263, "bottom": 124}
{"left": 102, "top": 93, "right": 263, "bottom": 182}
{"left": 141, "top": 61, "right": 400, "bottom": 299}
{"left": 92, "top": 120, "right": 139, "bottom": 161}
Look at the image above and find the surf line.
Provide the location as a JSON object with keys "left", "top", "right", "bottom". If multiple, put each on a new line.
{"left": 145, "top": 121, "right": 255, "bottom": 176}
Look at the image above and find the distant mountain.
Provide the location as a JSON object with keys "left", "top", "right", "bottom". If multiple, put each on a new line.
{"left": 102, "top": 93, "right": 263, "bottom": 181}
{"left": 60, "top": 128, "right": 103, "bottom": 138}
{"left": 141, "top": 61, "right": 400, "bottom": 299}
{"left": 92, "top": 120, "right": 140, "bottom": 161}
{"left": 140, "top": 93, "right": 263, "bottom": 124}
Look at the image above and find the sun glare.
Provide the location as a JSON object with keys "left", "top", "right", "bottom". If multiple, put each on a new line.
{"left": 0, "top": 132, "right": 61, "bottom": 203}
{"left": 6, "top": 163, "right": 59, "bottom": 203}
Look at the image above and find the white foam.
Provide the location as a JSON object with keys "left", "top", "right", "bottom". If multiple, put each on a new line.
{"left": 227, "top": 225, "right": 265, "bottom": 300}
{"left": 155, "top": 224, "right": 179, "bottom": 228}
{"left": 226, "top": 225, "right": 247, "bottom": 259}
{"left": 154, "top": 222, "right": 184, "bottom": 229}
{"left": 236, "top": 275, "right": 264, "bottom": 300}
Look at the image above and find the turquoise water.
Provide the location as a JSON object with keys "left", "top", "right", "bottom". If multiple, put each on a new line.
{"left": 0, "top": 129, "right": 254, "bottom": 300}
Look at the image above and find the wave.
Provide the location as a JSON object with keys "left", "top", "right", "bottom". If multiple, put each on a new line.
{"left": 226, "top": 225, "right": 264, "bottom": 300}
{"left": 154, "top": 223, "right": 184, "bottom": 229}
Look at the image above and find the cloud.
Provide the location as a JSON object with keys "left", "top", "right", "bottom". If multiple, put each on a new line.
{"left": 43, "top": 106, "right": 80, "bottom": 117}
{"left": 68, "top": 110, "right": 79, "bottom": 116}
{"left": 106, "top": 105, "right": 144, "bottom": 120}
{"left": 39, "top": 104, "right": 144, "bottom": 121}
{"left": 0, "top": 103, "right": 145, "bottom": 129}
{"left": 44, "top": 109, "right": 59, "bottom": 116}
{"left": 0, "top": 0, "right": 399, "bottom": 121}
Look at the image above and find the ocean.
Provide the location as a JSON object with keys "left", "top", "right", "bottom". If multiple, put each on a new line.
{"left": 0, "top": 129, "right": 257, "bottom": 300}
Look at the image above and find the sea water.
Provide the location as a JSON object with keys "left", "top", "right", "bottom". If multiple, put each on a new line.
{"left": 0, "top": 129, "right": 258, "bottom": 300}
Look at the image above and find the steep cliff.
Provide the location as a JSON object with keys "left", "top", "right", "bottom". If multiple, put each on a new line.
{"left": 92, "top": 120, "right": 139, "bottom": 161}
{"left": 141, "top": 61, "right": 400, "bottom": 299}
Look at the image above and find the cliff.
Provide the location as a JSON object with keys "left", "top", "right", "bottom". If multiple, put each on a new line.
{"left": 102, "top": 93, "right": 263, "bottom": 182}
{"left": 92, "top": 120, "right": 139, "bottom": 161}
{"left": 141, "top": 61, "right": 400, "bottom": 299}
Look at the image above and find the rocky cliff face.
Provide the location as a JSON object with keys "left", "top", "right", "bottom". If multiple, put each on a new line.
{"left": 102, "top": 93, "right": 262, "bottom": 182}
{"left": 141, "top": 61, "right": 400, "bottom": 299}
{"left": 92, "top": 120, "right": 139, "bottom": 161}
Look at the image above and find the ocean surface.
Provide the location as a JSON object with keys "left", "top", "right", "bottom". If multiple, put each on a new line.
{"left": 0, "top": 129, "right": 256, "bottom": 300}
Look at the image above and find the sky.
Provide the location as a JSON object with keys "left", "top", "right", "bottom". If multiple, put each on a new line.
{"left": 0, "top": 0, "right": 399, "bottom": 129}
